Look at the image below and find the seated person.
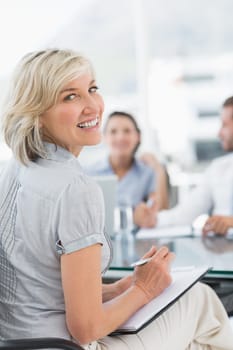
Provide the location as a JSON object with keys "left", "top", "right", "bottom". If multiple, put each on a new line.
{"left": 86, "top": 111, "right": 162, "bottom": 227}
{"left": 155, "top": 96, "right": 233, "bottom": 235}
{"left": 1, "top": 49, "right": 233, "bottom": 349}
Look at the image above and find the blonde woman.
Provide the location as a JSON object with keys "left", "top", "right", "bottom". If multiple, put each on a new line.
{"left": 0, "top": 49, "right": 232, "bottom": 350}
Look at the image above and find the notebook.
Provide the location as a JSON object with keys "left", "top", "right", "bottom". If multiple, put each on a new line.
{"left": 94, "top": 175, "right": 117, "bottom": 239}
{"left": 111, "top": 266, "right": 210, "bottom": 334}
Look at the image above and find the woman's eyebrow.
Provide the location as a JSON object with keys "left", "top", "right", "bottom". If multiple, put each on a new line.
{"left": 60, "top": 80, "right": 96, "bottom": 94}
{"left": 60, "top": 88, "right": 77, "bottom": 94}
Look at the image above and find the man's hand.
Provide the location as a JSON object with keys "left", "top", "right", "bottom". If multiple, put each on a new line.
{"left": 203, "top": 215, "right": 233, "bottom": 235}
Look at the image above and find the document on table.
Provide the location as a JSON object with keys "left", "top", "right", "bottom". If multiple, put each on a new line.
{"left": 111, "top": 266, "right": 210, "bottom": 334}
{"left": 136, "top": 225, "right": 194, "bottom": 239}
{"left": 136, "top": 226, "right": 233, "bottom": 240}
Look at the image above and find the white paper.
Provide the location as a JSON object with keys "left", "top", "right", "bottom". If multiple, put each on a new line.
{"left": 115, "top": 266, "right": 209, "bottom": 333}
{"left": 136, "top": 222, "right": 233, "bottom": 240}
{"left": 136, "top": 225, "right": 193, "bottom": 239}
{"left": 228, "top": 228, "right": 233, "bottom": 237}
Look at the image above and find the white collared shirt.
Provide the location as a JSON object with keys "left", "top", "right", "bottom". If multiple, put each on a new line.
{"left": 158, "top": 153, "right": 233, "bottom": 227}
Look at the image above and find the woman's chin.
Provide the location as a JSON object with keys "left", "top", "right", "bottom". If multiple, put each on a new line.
{"left": 112, "top": 151, "right": 133, "bottom": 158}
{"left": 86, "top": 137, "right": 102, "bottom": 146}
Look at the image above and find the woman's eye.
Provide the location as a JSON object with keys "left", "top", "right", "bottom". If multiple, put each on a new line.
{"left": 89, "top": 86, "right": 99, "bottom": 93}
{"left": 64, "top": 93, "right": 77, "bottom": 101}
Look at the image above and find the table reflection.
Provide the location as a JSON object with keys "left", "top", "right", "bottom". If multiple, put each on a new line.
{"left": 110, "top": 231, "right": 233, "bottom": 274}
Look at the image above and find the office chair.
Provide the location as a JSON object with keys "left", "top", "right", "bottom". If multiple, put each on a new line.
{"left": 0, "top": 337, "right": 84, "bottom": 349}
{"left": 0, "top": 297, "right": 83, "bottom": 349}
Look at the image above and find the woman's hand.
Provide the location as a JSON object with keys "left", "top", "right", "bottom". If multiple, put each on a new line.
{"left": 203, "top": 215, "right": 233, "bottom": 235}
{"left": 133, "top": 201, "right": 157, "bottom": 228}
{"left": 133, "top": 246, "right": 175, "bottom": 303}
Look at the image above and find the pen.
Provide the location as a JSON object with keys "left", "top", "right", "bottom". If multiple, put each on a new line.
{"left": 130, "top": 257, "right": 152, "bottom": 267}
{"left": 131, "top": 246, "right": 170, "bottom": 267}
{"left": 130, "top": 258, "right": 195, "bottom": 272}
{"left": 146, "top": 198, "right": 155, "bottom": 208}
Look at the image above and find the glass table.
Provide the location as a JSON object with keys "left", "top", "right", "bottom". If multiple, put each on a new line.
{"left": 107, "top": 232, "right": 233, "bottom": 281}
{"left": 105, "top": 231, "right": 233, "bottom": 315}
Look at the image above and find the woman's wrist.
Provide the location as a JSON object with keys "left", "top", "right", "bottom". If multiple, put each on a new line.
{"left": 114, "top": 276, "right": 133, "bottom": 296}
{"left": 131, "top": 283, "right": 149, "bottom": 305}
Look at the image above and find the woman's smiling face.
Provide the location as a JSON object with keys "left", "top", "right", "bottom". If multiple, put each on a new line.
{"left": 104, "top": 115, "right": 140, "bottom": 158}
{"left": 40, "top": 73, "right": 104, "bottom": 156}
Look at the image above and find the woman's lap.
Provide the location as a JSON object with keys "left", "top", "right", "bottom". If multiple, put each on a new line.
{"left": 97, "top": 283, "right": 233, "bottom": 350}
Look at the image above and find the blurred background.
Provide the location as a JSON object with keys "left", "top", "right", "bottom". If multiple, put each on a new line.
{"left": 0, "top": 0, "right": 233, "bottom": 201}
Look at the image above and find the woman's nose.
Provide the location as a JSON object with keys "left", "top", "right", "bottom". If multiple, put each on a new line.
{"left": 83, "top": 96, "right": 99, "bottom": 114}
{"left": 115, "top": 131, "right": 125, "bottom": 139}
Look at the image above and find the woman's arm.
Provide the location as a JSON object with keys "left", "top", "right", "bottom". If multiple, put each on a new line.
{"left": 61, "top": 244, "right": 146, "bottom": 344}
{"left": 102, "top": 275, "right": 133, "bottom": 302}
{"left": 156, "top": 167, "right": 169, "bottom": 210}
{"left": 61, "top": 244, "right": 173, "bottom": 344}
{"left": 140, "top": 152, "right": 169, "bottom": 210}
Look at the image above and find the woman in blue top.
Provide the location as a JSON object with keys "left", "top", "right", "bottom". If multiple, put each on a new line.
{"left": 0, "top": 49, "right": 232, "bottom": 350}
{"left": 87, "top": 111, "right": 158, "bottom": 227}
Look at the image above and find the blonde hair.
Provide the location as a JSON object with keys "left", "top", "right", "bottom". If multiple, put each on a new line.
{"left": 1, "top": 49, "right": 94, "bottom": 165}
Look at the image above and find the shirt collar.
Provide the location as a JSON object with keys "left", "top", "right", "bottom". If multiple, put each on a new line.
{"left": 43, "top": 142, "right": 77, "bottom": 162}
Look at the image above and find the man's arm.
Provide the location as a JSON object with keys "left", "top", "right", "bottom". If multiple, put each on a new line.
{"left": 134, "top": 164, "right": 213, "bottom": 228}
{"left": 157, "top": 172, "right": 213, "bottom": 227}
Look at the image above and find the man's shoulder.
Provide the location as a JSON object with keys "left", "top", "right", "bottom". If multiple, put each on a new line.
{"left": 210, "top": 152, "right": 233, "bottom": 168}
{"left": 205, "top": 153, "right": 233, "bottom": 177}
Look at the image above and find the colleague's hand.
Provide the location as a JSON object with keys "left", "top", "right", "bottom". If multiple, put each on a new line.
{"left": 202, "top": 215, "right": 233, "bottom": 235}
{"left": 133, "top": 200, "right": 157, "bottom": 228}
{"left": 133, "top": 246, "right": 175, "bottom": 303}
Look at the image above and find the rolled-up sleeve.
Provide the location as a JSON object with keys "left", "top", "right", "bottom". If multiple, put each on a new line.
{"left": 53, "top": 177, "right": 105, "bottom": 255}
